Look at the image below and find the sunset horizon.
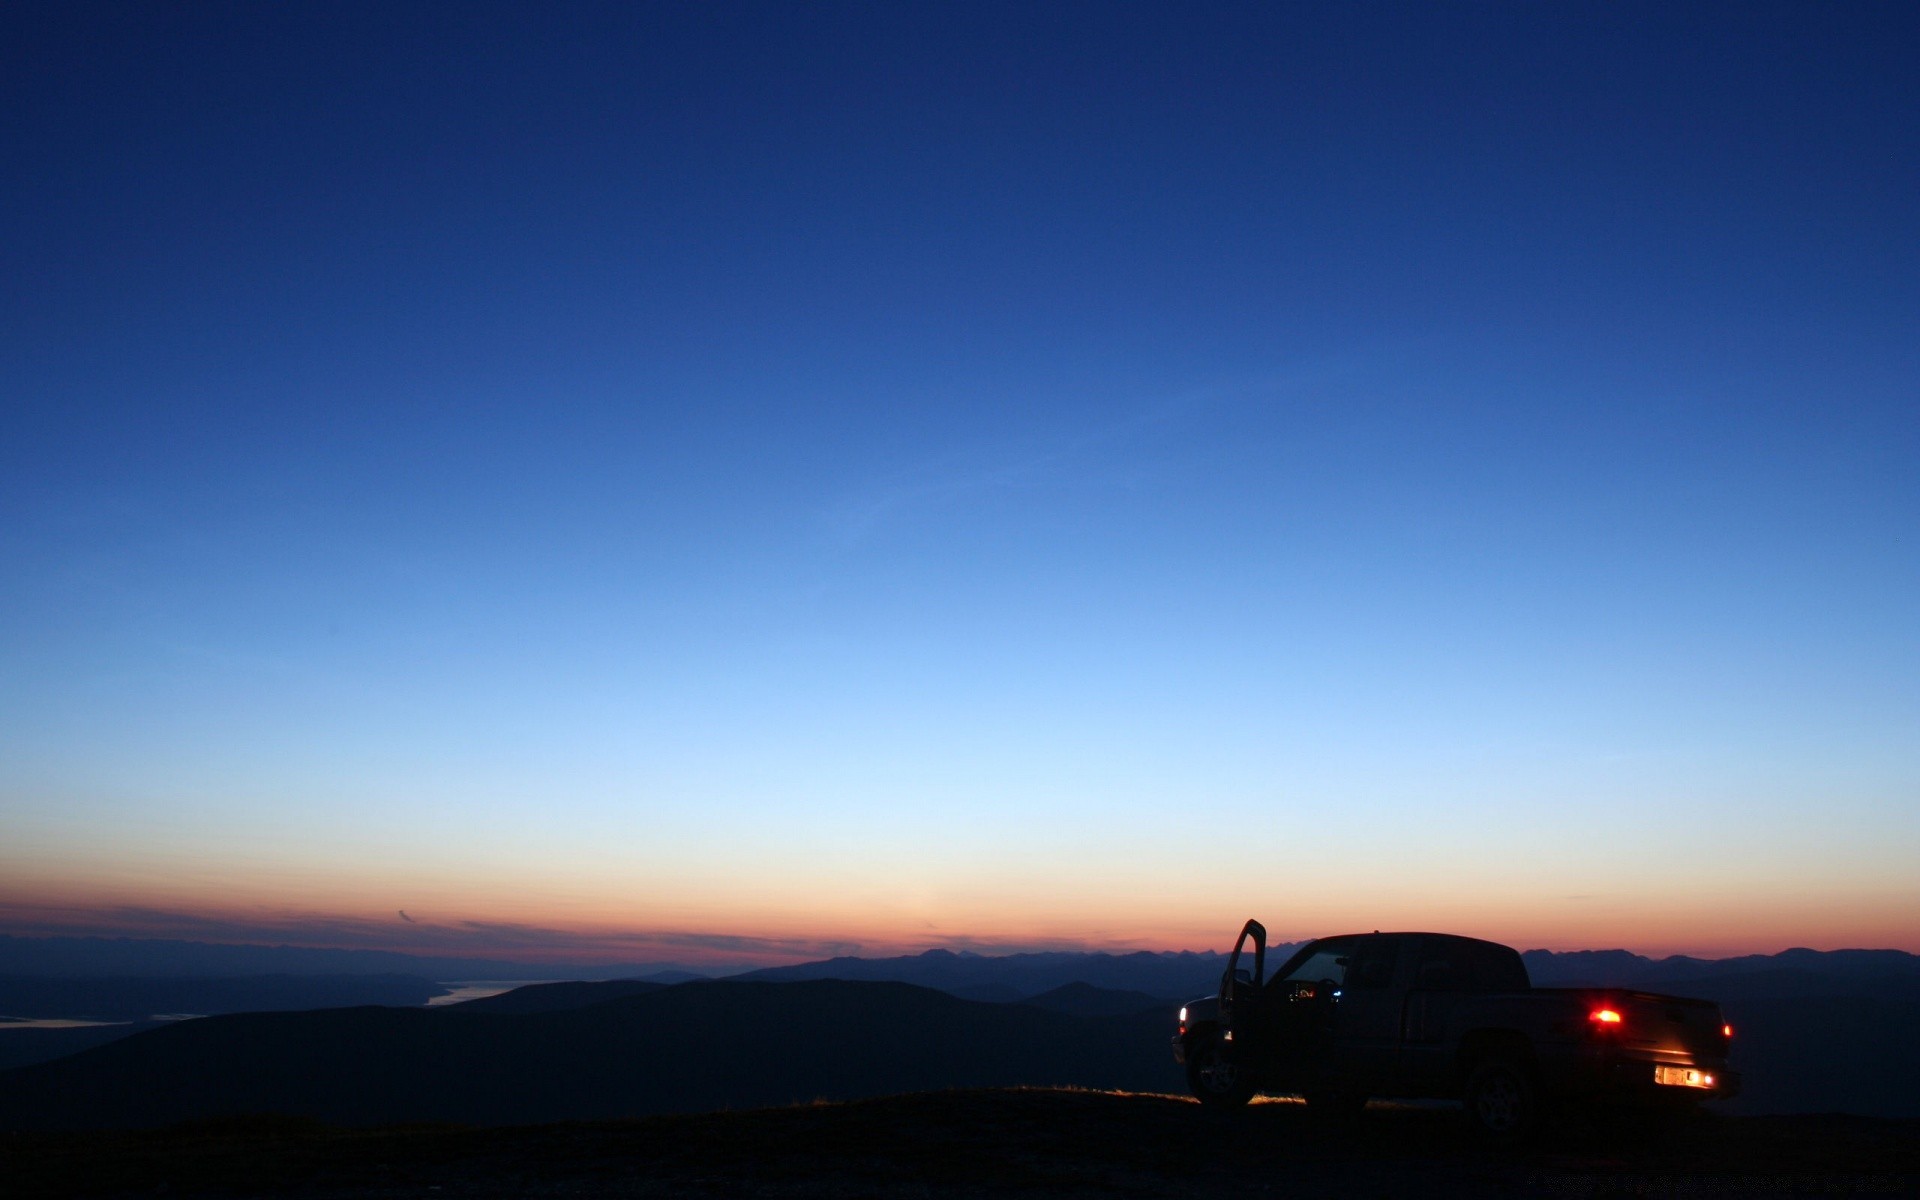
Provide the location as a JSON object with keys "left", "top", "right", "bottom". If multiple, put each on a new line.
{"left": 6, "top": 890, "right": 1914, "bottom": 972}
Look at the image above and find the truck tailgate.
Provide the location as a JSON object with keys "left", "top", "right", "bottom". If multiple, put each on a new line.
{"left": 1535, "top": 987, "right": 1732, "bottom": 1064}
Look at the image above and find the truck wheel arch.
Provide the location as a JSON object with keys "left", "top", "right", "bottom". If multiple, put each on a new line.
{"left": 1454, "top": 1029, "right": 1536, "bottom": 1086}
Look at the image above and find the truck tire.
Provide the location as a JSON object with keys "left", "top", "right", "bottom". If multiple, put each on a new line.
{"left": 1463, "top": 1058, "right": 1536, "bottom": 1143}
{"left": 1185, "top": 1034, "right": 1255, "bottom": 1108}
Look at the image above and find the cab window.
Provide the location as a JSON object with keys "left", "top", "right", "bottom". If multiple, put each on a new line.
{"left": 1344, "top": 938, "right": 1402, "bottom": 990}
{"left": 1275, "top": 939, "right": 1356, "bottom": 987}
{"left": 1414, "top": 942, "right": 1462, "bottom": 990}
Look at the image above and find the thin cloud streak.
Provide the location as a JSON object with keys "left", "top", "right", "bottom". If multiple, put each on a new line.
{"left": 815, "top": 349, "right": 1416, "bottom": 550}
{"left": 0, "top": 901, "right": 871, "bottom": 968}
{"left": 0, "top": 898, "right": 1196, "bottom": 967}
{"left": 815, "top": 386, "right": 1214, "bottom": 547}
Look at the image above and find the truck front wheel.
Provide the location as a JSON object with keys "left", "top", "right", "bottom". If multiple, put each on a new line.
{"left": 1185, "top": 1034, "right": 1255, "bottom": 1108}
{"left": 1463, "top": 1058, "right": 1536, "bottom": 1143}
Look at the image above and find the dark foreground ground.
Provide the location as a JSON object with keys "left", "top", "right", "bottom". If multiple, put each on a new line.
{"left": 4, "top": 1089, "right": 1915, "bottom": 1200}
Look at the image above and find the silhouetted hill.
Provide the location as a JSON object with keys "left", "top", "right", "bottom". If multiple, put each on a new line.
{"left": 948, "top": 981, "right": 1025, "bottom": 1003}
{"left": 452, "top": 978, "right": 666, "bottom": 1014}
{"left": 738, "top": 946, "right": 1249, "bottom": 1000}
{"left": 1714, "top": 992, "right": 1920, "bottom": 1118}
{"left": 0, "top": 973, "right": 444, "bottom": 1021}
{"left": 1020, "top": 981, "right": 1169, "bottom": 1017}
{"left": 0, "top": 979, "right": 1179, "bottom": 1131}
{"left": 0, "top": 975, "right": 452, "bottom": 1072}
{"left": 0, "top": 1020, "right": 170, "bottom": 1072}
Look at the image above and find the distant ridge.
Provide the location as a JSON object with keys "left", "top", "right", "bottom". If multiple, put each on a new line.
{"left": 453, "top": 978, "right": 667, "bottom": 1015}
{"left": 0, "top": 973, "right": 443, "bottom": 1022}
{"left": 739, "top": 943, "right": 1920, "bottom": 1004}
{"left": 9, "top": 934, "right": 1914, "bottom": 1001}
{"left": 1522, "top": 946, "right": 1920, "bottom": 989}
{"left": 737, "top": 946, "right": 1255, "bottom": 1001}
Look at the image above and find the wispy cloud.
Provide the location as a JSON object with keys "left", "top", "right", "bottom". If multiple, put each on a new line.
{"left": 817, "top": 386, "right": 1217, "bottom": 547}
{"left": 0, "top": 897, "right": 1181, "bottom": 966}
{"left": 0, "top": 900, "right": 869, "bottom": 969}
{"left": 814, "top": 353, "right": 1397, "bottom": 550}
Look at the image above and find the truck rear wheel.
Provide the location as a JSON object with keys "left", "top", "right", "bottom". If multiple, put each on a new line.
{"left": 1185, "top": 1034, "right": 1255, "bottom": 1108}
{"left": 1463, "top": 1058, "right": 1536, "bottom": 1143}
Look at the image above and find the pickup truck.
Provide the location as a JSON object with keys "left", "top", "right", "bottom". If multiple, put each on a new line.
{"left": 1171, "top": 921, "right": 1740, "bottom": 1138}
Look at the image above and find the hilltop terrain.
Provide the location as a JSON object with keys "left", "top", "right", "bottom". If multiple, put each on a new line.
{"left": 5, "top": 1087, "right": 1914, "bottom": 1199}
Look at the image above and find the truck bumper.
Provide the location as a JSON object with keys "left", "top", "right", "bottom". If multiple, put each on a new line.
{"left": 1553, "top": 1053, "right": 1741, "bottom": 1104}
{"left": 1170, "top": 1034, "right": 1188, "bottom": 1066}
{"left": 1616, "top": 1054, "right": 1740, "bottom": 1102}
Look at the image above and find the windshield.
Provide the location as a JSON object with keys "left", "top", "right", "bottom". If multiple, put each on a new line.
{"left": 1272, "top": 938, "right": 1356, "bottom": 987}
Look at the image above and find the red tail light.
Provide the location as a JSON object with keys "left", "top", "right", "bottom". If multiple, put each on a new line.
{"left": 1722, "top": 1023, "right": 1733, "bottom": 1039}
{"left": 1590, "top": 1008, "right": 1623, "bottom": 1026}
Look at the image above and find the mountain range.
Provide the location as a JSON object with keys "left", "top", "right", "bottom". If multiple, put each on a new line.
{"left": 9, "top": 932, "right": 1917, "bottom": 1000}
{"left": 736, "top": 945, "right": 1247, "bottom": 1001}
{"left": 5, "top": 934, "right": 1918, "bottom": 1123}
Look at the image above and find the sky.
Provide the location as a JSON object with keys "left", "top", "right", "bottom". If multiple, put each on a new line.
{"left": 2, "top": 1, "right": 1916, "bottom": 969}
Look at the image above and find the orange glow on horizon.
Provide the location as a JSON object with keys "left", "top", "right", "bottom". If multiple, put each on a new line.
{"left": 8, "top": 810, "right": 1917, "bottom": 965}
{"left": 3, "top": 875, "right": 1917, "bottom": 970}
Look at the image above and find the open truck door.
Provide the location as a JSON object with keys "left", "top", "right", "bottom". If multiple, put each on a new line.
{"left": 1217, "top": 918, "right": 1266, "bottom": 1036}
{"left": 1180, "top": 918, "right": 1266, "bottom": 1108}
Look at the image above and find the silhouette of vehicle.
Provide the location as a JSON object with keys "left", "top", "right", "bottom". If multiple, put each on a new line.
{"left": 1172, "top": 921, "right": 1740, "bottom": 1140}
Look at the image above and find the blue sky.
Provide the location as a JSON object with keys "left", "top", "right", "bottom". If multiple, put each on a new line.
{"left": 2, "top": 2, "right": 1916, "bottom": 964}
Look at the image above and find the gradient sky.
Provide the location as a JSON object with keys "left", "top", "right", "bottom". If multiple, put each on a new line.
{"left": 3, "top": 2, "right": 1916, "bottom": 969}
